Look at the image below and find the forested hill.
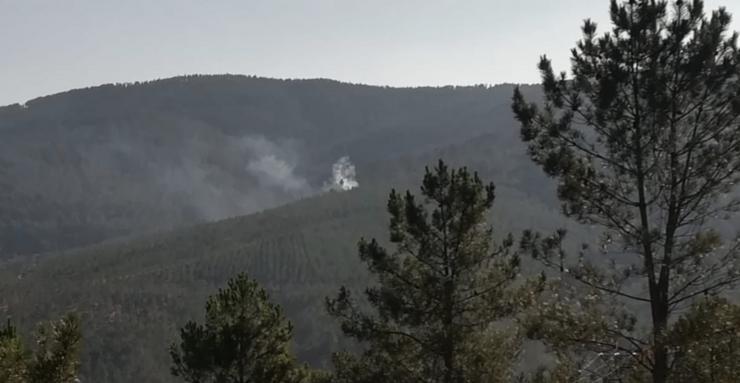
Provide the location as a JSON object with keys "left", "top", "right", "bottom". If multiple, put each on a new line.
{"left": 0, "top": 75, "right": 563, "bottom": 382}
{"left": 0, "top": 75, "right": 541, "bottom": 258}
{"left": 0, "top": 131, "right": 572, "bottom": 383}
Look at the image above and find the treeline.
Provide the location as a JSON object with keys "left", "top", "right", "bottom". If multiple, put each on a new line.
{"left": 3, "top": 0, "right": 740, "bottom": 382}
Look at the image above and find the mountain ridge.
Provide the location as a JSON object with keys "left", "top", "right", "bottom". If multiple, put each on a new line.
{"left": 1, "top": 74, "right": 537, "bottom": 109}
{"left": 0, "top": 75, "right": 541, "bottom": 258}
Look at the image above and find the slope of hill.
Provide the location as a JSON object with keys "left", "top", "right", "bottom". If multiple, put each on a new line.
{"left": 0, "top": 132, "right": 572, "bottom": 383}
{"left": 0, "top": 75, "right": 541, "bottom": 258}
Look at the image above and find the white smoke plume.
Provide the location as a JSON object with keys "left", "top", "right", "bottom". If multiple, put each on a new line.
{"left": 324, "top": 156, "right": 359, "bottom": 191}
{"left": 246, "top": 154, "right": 308, "bottom": 193}
{"left": 241, "top": 136, "right": 310, "bottom": 194}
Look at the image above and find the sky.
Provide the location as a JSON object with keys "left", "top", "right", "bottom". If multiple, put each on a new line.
{"left": 1, "top": 0, "right": 738, "bottom": 106}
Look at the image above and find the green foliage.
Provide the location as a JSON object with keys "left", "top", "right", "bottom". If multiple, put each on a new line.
{"left": 27, "top": 315, "right": 82, "bottom": 383}
{"left": 668, "top": 297, "right": 740, "bottom": 382}
{"left": 170, "top": 273, "right": 307, "bottom": 383}
{"left": 512, "top": 1, "right": 740, "bottom": 382}
{"left": 0, "top": 321, "right": 26, "bottom": 383}
{"left": 327, "top": 161, "right": 542, "bottom": 383}
{"left": 0, "top": 314, "right": 82, "bottom": 383}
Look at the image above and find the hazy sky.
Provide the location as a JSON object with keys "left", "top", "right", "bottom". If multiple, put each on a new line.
{"left": 1, "top": 0, "right": 738, "bottom": 106}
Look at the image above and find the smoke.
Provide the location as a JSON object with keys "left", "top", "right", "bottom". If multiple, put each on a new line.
{"left": 246, "top": 154, "right": 308, "bottom": 193}
{"left": 241, "top": 136, "right": 309, "bottom": 194}
{"left": 154, "top": 133, "right": 312, "bottom": 220}
{"left": 324, "top": 156, "right": 359, "bottom": 191}
{"left": 153, "top": 132, "right": 357, "bottom": 220}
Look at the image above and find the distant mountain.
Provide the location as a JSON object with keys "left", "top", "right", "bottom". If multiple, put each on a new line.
{"left": 0, "top": 132, "right": 574, "bottom": 383}
{"left": 0, "top": 75, "right": 541, "bottom": 258}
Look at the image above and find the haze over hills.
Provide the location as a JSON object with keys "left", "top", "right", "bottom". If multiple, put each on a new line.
{"left": 0, "top": 75, "right": 541, "bottom": 258}
{"left": 0, "top": 75, "right": 564, "bottom": 382}
{"left": 3, "top": 0, "right": 740, "bottom": 381}
{"left": 0, "top": 132, "right": 574, "bottom": 383}
{"left": 7, "top": 74, "right": 734, "bottom": 383}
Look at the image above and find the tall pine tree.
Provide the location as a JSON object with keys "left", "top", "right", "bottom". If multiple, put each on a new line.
{"left": 512, "top": 1, "right": 740, "bottom": 382}
{"left": 327, "top": 161, "right": 540, "bottom": 383}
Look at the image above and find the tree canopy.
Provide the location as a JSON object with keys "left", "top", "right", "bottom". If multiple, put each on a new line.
{"left": 0, "top": 314, "right": 82, "bottom": 383}
{"left": 327, "top": 160, "right": 541, "bottom": 383}
{"left": 169, "top": 273, "right": 310, "bottom": 383}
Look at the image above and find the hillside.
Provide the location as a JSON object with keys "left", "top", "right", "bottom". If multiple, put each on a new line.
{"left": 0, "top": 75, "right": 541, "bottom": 258}
{"left": 0, "top": 131, "right": 574, "bottom": 383}
{"left": 0, "top": 75, "right": 566, "bottom": 382}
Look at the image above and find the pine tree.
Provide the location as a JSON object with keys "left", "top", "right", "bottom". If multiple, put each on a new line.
{"left": 26, "top": 314, "right": 82, "bottom": 383}
{"left": 0, "top": 314, "right": 82, "bottom": 383}
{"left": 0, "top": 320, "right": 26, "bottom": 383}
{"left": 511, "top": 1, "right": 740, "bottom": 382}
{"left": 327, "top": 161, "right": 540, "bottom": 383}
{"left": 169, "top": 273, "right": 308, "bottom": 383}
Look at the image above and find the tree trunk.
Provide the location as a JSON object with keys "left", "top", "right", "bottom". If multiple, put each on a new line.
{"left": 651, "top": 310, "right": 669, "bottom": 383}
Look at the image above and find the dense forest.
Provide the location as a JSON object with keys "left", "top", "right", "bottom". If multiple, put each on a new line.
{"left": 3, "top": 1, "right": 740, "bottom": 382}
{"left": 0, "top": 133, "right": 572, "bottom": 382}
{"left": 0, "top": 76, "right": 540, "bottom": 258}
